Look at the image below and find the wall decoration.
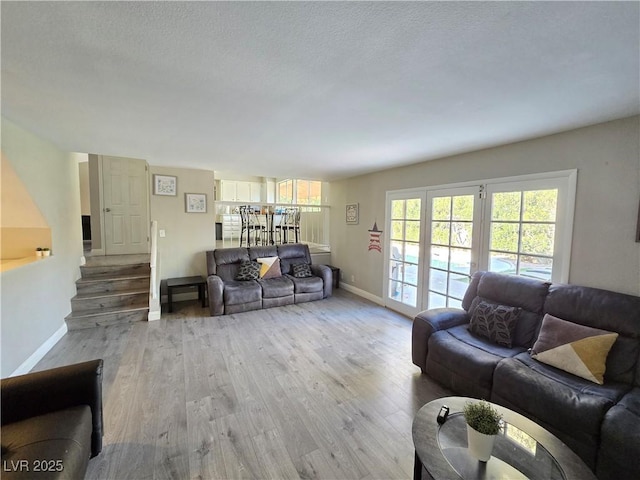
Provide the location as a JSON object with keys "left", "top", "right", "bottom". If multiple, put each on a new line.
{"left": 185, "top": 193, "right": 207, "bottom": 213}
{"left": 368, "top": 222, "right": 383, "bottom": 252}
{"left": 153, "top": 174, "right": 177, "bottom": 196}
{"left": 346, "top": 203, "right": 359, "bottom": 224}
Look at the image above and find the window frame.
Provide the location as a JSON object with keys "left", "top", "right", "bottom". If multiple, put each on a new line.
{"left": 480, "top": 172, "right": 577, "bottom": 283}
{"left": 384, "top": 170, "right": 577, "bottom": 314}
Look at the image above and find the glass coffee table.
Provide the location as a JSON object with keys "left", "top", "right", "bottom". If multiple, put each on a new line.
{"left": 412, "top": 397, "right": 596, "bottom": 480}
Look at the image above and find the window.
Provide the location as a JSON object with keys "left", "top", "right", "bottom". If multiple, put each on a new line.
{"left": 482, "top": 175, "right": 575, "bottom": 283}
{"left": 277, "top": 179, "right": 322, "bottom": 205}
{"left": 487, "top": 189, "right": 556, "bottom": 280}
{"left": 296, "top": 180, "right": 322, "bottom": 205}
{"left": 277, "top": 179, "right": 293, "bottom": 204}
{"left": 384, "top": 170, "right": 576, "bottom": 316}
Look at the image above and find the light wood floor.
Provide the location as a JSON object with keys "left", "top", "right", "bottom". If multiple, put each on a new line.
{"left": 34, "top": 290, "right": 451, "bottom": 480}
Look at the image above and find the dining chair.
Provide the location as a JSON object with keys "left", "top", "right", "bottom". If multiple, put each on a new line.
{"left": 275, "top": 207, "right": 300, "bottom": 244}
{"left": 239, "top": 206, "right": 266, "bottom": 246}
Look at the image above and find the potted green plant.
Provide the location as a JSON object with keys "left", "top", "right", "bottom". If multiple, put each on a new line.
{"left": 463, "top": 400, "right": 503, "bottom": 462}
{"left": 42, "top": 247, "right": 51, "bottom": 257}
{"left": 35, "top": 247, "right": 43, "bottom": 257}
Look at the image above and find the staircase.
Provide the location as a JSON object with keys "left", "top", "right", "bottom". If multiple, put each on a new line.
{"left": 65, "top": 254, "right": 151, "bottom": 330}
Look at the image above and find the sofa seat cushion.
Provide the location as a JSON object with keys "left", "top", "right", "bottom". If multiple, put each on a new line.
{"left": 492, "top": 352, "right": 631, "bottom": 468}
{"left": 259, "top": 276, "right": 294, "bottom": 299}
{"left": 1, "top": 406, "right": 92, "bottom": 480}
{"left": 287, "top": 274, "right": 323, "bottom": 294}
{"left": 425, "top": 325, "right": 526, "bottom": 399}
{"left": 597, "top": 388, "right": 640, "bottom": 480}
{"left": 223, "top": 280, "right": 262, "bottom": 305}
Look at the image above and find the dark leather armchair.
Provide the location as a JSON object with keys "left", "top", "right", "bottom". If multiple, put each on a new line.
{"left": 1, "top": 359, "right": 104, "bottom": 479}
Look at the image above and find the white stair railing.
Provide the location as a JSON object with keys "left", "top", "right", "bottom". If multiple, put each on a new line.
{"left": 148, "top": 220, "right": 161, "bottom": 321}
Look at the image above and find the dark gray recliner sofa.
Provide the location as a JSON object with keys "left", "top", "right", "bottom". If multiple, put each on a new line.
{"left": 412, "top": 271, "right": 640, "bottom": 480}
{"left": 206, "top": 243, "right": 332, "bottom": 316}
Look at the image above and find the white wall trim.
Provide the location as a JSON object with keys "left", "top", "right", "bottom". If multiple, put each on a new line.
{"left": 148, "top": 302, "right": 161, "bottom": 321}
{"left": 339, "top": 283, "right": 385, "bottom": 306}
{"left": 10, "top": 322, "right": 68, "bottom": 377}
{"left": 385, "top": 169, "right": 578, "bottom": 196}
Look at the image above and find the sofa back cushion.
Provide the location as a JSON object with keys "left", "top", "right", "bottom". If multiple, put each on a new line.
{"left": 277, "top": 243, "right": 312, "bottom": 275}
{"left": 248, "top": 245, "right": 278, "bottom": 261}
{"left": 212, "top": 248, "right": 250, "bottom": 282}
{"left": 464, "top": 271, "right": 550, "bottom": 348}
{"left": 545, "top": 284, "right": 640, "bottom": 385}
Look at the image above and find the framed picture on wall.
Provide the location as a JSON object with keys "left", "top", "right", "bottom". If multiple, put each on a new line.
{"left": 346, "top": 203, "right": 359, "bottom": 224}
{"left": 153, "top": 174, "right": 177, "bottom": 196}
{"left": 185, "top": 193, "right": 207, "bottom": 213}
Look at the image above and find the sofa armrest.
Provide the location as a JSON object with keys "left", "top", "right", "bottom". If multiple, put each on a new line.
{"left": 1, "top": 359, "right": 104, "bottom": 457}
{"left": 207, "top": 274, "right": 225, "bottom": 316}
{"left": 412, "top": 308, "right": 469, "bottom": 372}
{"left": 311, "top": 264, "right": 332, "bottom": 298}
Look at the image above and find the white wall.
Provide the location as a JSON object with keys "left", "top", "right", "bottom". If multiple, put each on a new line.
{"left": 1, "top": 118, "right": 83, "bottom": 377}
{"left": 149, "top": 166, "right": 216, "bottom": 281}
{"left": 330, "top": 116, "right": 640, "bottom": 299}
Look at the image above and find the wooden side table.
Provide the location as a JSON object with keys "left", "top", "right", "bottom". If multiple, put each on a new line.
{"left": 164, "top": 276, "right": 207, "bottom": 313}
{"left": 325, "top": 265, "right": 340, "bottom": 289}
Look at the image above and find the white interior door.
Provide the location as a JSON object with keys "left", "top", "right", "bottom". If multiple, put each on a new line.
{"left": 102, "top": 156, "right": 149, "bottom": 255}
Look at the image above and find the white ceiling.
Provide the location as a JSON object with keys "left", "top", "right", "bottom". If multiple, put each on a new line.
{"left": 2, "top": 2, "right": 639, "bottom": 181}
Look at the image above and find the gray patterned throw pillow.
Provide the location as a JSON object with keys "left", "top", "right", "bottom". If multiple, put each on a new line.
{"left": 292, "top": 263, "right": 313, "bottom": 278}
{"left": 235, "top": 261, "right": 260, "bottom": 281}
{"left": 469, "top": 299, "right": 521, "bottom": 348}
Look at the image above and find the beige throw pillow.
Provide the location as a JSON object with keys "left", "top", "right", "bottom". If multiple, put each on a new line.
{"left": 256, "top": 257, "right": 282, "bottom": 279}
{"left": 530, "top": 314, "right": 618, "bottom": 384}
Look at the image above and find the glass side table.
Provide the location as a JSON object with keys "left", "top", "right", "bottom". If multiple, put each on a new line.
{"left": 412, "top": 397, "right": 596, "bottom": 480}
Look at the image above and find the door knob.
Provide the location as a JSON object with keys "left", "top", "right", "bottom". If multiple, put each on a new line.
{"left": 104, "top": 208, "right": 111, "bottom": 212}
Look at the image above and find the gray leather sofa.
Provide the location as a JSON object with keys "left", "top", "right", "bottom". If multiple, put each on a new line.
{"left": 412, "top": 271, "right": 640, "bottom": 480}
{"left": 206, "top": 243, "right": 332, "bottom": 316}
{"left": 1, "top": 359, "right": 104, "bottom": 479}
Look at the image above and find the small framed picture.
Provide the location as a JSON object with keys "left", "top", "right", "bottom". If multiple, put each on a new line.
{"left": 346, "top": 203, "right": 359, "bottom": 224}
{"left": 185, "top": 193, "right": 207, "bottom": 213}
{"left": 153, "top": 175, "right": 177, "bottom": 196}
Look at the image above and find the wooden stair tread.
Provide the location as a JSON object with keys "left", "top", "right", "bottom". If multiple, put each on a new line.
{"left": 83, "top": 254, "right": 150, "bottom": 266}
{"left": 76, "top": 273, "right": 150, "bottom": 284}
{"left": 66, "top": 303, "right": 149, "bottom": 319}
{"left": 72, "top": 288, "right": 149, "bottom": 301}
{"left": 68, "top": 255, "right": 152, "bottom": 330}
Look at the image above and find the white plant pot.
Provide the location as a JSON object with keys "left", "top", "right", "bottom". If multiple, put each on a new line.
{"left": 42, "top": 251, "right": 50, "bottom": 257}
{"left": 466, "top": 424, "right": 497, "bottom": 462}
{"left": 36, "top": 251, "right": 43, "bottom": 257}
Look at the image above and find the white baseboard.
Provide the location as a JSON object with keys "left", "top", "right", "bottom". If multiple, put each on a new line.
{"left": 10, "top": 323, "right": 68, "bottom": 377}
{"left": 339, "top": 283, "right": 385, "bottom": 306}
